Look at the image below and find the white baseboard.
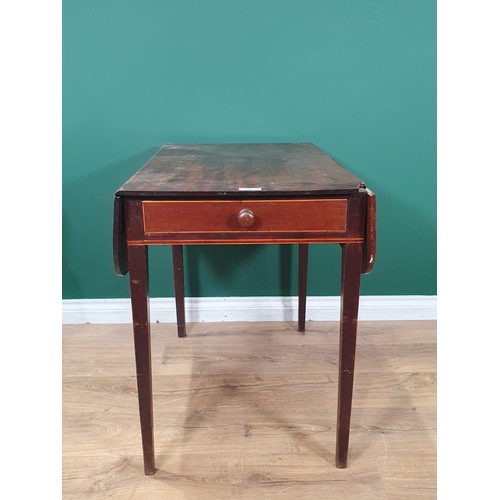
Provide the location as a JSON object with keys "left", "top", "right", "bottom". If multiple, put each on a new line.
{"left": 62, "top": 295, "right": 436, "bottom": 324}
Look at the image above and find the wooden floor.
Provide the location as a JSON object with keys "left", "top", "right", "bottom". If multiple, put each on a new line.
{"left": 62, "top": 320, "right": 436, "bottom": 499}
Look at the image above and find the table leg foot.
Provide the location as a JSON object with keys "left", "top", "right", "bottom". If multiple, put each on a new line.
{"left": 144, "top": 461, "right": 156, "bottom": 475}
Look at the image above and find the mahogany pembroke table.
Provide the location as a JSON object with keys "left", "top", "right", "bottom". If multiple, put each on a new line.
{"left": 113, "top": 142, "right": 376, "bottom": 475}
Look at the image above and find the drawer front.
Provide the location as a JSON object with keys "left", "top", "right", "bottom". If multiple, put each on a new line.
{"left": 142, "top": 199, "right": 347, "bottom": 235}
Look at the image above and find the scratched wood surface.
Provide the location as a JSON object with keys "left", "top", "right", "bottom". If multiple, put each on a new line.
{"left": 116, "top": 143, "right": 364, "bottom": 197}
{"left": 63, "top": 321, "right": 436, "bottom": 499}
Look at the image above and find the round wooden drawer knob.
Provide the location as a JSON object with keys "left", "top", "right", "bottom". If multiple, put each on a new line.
{"left": 237, "top": 208, "right": 255, "bottom": 228}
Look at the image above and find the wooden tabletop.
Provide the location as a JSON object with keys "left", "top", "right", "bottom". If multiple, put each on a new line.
{"left": 116, "top": 143, "right": 364, "bottom": 198}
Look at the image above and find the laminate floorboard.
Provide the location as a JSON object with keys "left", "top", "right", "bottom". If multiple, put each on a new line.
{"left": 63, "top": 320, "right": 436, "bottom": 499}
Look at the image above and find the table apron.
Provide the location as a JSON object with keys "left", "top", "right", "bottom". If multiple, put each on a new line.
{"left": 123, "top": 197, "right": 366, "bottom": 245}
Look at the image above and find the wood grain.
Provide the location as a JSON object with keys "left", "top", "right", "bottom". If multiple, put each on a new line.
{"left": 63, "top": 320, "right": 436, "bottom": 499}
{"left": 172, "top": 245, "right": 186, "bottom": 338}
{"left": 142, "top": 199, "right": 347, "bottom": 235}
{"left": 112, "top": 196, "right": 128, "bottom": 276}
{"left": 297, "top": 244, "right": 309, "bottom": 333}
{"left": 116, "top": 143, "right": 364, "bottom": 198}
{"left": 336, "top": 243, "right": 363, "bottom": 468}
{"left": 127, "top": 245, "right": 155, "bottom": 474}
{"left": 362, "top": 189, "right": 376, "bottom": 274}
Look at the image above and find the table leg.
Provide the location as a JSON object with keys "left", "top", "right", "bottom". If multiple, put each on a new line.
{"left": 298, "top": 244, "right": 309, "bottom": 332}
{"left": 172, "top": 245, "right": 186, "bottom": 338}
{"left": 335, "top": 243, "right": 363, "bottom": 468}
{"left": 128, "top": 245, "right": 155, "bottom": 475}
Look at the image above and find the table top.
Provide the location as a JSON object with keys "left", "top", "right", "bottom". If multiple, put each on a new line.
{"left": 116, "top": 143, "right": 365, "bottom": 198}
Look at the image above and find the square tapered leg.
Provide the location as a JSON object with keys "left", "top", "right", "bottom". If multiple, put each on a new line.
{"left": 128, "top": 244, "right": 155, "bottom": 475}
{"left": 335, "top": 243, "right": 363, "bottom": 468}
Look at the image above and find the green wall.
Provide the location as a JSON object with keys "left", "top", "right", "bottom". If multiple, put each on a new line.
{"left": 63, "top": 0, "right": 436, "bottom": 299}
